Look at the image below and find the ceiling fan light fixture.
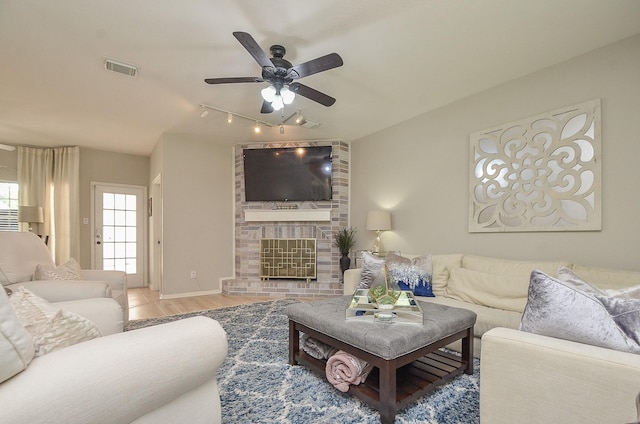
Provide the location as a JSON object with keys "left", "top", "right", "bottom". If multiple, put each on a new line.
{"left": 281, "top": 86, "right": 295, "bottom": 105}
{"left": 261, "top": 86, "right": 276, "bottom": 102}
{"left": 271, "top": 96, "right": 284, "bottom": 111}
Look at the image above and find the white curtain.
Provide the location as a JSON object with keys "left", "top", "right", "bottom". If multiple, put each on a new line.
{"left": 17, "top": 146, "right": 80, "bottom": 263}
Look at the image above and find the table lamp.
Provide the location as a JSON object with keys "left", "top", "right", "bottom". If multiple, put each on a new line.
{"left": 366, "top": 210, "right": 391, "bottom": 254}
{"left": 18, "top": 206, "right": 44, "bottom": 233}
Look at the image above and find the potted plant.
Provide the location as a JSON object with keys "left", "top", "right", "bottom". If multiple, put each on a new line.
{"left": 333, "top": 227, "right": 357, "bottom": 276}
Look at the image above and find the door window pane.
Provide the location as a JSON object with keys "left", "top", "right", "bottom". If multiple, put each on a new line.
{"left": 102, "top": 191, "right": 138, "bottom": 275}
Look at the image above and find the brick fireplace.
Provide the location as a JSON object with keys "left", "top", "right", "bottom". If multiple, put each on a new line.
{"left": 222, "top": 141, "right": 349, "bottom": 298}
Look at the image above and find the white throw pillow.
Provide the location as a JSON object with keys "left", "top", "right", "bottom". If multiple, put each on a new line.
{"left": 446, "top": 267, "right": 529, "bottom": 312}
{"left": 34, "top": 257, "right": 83, "bottom": 281}
{"left": 0, "top": 287, "right": 35, "bottom": 383}
{"left": 10, "top": 287, "right": 101, "bottom": 357}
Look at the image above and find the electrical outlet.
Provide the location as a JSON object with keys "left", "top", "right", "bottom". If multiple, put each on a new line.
{"left": 190, "top": 271, "right": 196, "bottom": 279}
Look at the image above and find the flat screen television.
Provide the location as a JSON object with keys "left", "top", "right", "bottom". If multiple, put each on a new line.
{"left": 243, "top": 146, "right": 333, "bottom": 202}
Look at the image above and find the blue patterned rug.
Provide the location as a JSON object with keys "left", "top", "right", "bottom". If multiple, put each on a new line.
{"left": 127, "top": 299, "right": 480, "bottom": 423}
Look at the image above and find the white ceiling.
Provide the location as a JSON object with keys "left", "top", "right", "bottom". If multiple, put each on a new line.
{"left": 1, "top": 0, "right": 639, "bottom": 156}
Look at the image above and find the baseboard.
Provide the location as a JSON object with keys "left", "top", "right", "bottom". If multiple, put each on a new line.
{"left": 160, "top": 289, "right": 222, "bottom": 300}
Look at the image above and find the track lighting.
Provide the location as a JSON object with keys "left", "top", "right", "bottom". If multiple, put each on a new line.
{"left": 279, "top": 125, "right": 285, "bottom": 134}
{"left": 198, "top": 104, "right": 273, "bottom": 133}
{"left": 295, "top": 111, "right": 305, "bottom": 125}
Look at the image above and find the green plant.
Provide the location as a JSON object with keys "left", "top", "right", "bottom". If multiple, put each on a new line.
{"left": 333, "top": 227, "right": 357, "bottom": 256}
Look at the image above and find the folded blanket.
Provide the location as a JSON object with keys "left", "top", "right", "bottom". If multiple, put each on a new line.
{"left": 300, "top": 334, "right": 337, "bottom": 360}
{"left": 325, "top": 350, "right": 373, "bottom": 393}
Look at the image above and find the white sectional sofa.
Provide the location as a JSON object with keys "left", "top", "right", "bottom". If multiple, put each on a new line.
{"left": 344, "top": 253, "right": 640, "bottom": 423}
{"left": 481, "top": 327, "right": 640, "bottom": 423}
{"left": 344, "top": 253, "right": 573, "bottom": 357}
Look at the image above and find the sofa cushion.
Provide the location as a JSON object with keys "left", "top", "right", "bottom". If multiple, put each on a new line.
{"left": 520, "top": 270, "right": 640, "bottom": 354}
{"left": 385, "top": 252, "right": 434, "bottom": 297}
{"left": 0, "top": 286, "right": 35, "bottom": 383}
{"left": 462, "top": 255, "right": 570, "bottom": 281}
{"left": 10, "top": 287, "right": 101, "bottom": 357}
{"left": 431, "top": 254, "right": 463, "bottom": 296}
{"left": 34, "top": 257, "right": 84, "bottom": 281}
{"left": 445, "top": 268, "right": 529, "bottom": 312}
{"left": 570, "top": 264, "right": 640, "bottom": 291}
{"left": 0, "top": 232, "right": 55, "bottom": 284}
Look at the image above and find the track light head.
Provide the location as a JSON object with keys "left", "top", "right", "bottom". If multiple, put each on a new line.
{"left": 200, "top": 109, "right": 209, "bottom": 118}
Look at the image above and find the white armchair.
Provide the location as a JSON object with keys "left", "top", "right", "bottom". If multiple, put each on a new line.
{"left": 0, "top": 232, "right": 128, "bottom": 322}
{"left": 0, "top": 288, "right": 228, "bottom": 424}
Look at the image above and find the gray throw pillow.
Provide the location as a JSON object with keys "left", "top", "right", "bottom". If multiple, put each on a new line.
{"left": 357, "top": 252, "right": 385, "bottom": 290}
{"left": 520, "top": 270, "right": 640, "bottom": 354}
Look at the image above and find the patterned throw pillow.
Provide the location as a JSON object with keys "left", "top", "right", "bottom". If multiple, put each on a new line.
{"left": 385, "top": 253, "right": 434, "bottom": 297}
{"left": 10, "top": 287, "right": 101, "bottom": 357}
{"left": 34, "top": 257, "right": 84, "bottom": 281}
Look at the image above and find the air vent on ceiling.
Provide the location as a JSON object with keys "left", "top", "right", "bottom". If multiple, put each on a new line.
{"left": 104, "top": 58, "right": 138, "bottom": 77}
{"left": 300, "top": 120, "right": 320, "bottom": 129}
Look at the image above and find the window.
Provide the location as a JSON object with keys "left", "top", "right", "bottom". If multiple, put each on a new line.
{"left": 0, "top": 182, "right": 19, "bottom": 231}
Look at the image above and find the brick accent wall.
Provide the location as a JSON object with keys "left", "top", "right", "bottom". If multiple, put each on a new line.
{"left": 223, "top": 140, "right": 349, "bottom": 298}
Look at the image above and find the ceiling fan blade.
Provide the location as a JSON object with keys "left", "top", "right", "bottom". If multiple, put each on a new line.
{"left": 289, "top": 53, "right": 343, "bottom": 79}
{"left": 233, "top": 31, "right": 274, "bottom": 69}
{"left": 204, "top": 77, "right": 262, "bottom": 84}
{"left": 260, "top": 100, "right": 274, "bottom": 114}
{"left": 289, "top": 83, "right": 336, "bottom": 107}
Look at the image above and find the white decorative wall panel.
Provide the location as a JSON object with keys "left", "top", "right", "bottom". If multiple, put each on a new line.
{"left": 469, "top": 99, "right": 601, "bottom": 232}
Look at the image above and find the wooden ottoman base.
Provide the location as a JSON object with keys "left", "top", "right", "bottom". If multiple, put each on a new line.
{"left": 289, "top": 320, "right": 473, "bottom": 424}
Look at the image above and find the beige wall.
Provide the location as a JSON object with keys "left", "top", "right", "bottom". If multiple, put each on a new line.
{"left": 78, "top": 148, "right": 150, "bottom": 268}
{"left": 155, "top": 134, "right": 233, "bottom": 297}
{"left": 351, "top": 34, "right": 640, "bottom": 271}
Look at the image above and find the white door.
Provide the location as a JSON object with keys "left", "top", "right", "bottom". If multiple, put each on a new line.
{"left": 92, "top": 183, "right": 147, "bottom": 287}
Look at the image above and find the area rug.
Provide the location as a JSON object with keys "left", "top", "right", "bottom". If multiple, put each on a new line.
{"left": 127, "top": 299, "right": 480, "bottom": 423}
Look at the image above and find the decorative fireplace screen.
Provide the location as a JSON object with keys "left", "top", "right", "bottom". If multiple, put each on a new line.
{"left": 259, "top": 238, "right": 317, "bottom": 282}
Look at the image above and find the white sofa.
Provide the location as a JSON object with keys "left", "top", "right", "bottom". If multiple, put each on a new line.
{"left": 0, "top": 287, "right": 229, "bottom": 424}
{"left": 346, "top": 253, "right": 640, "bottom": 422}
{"left": 0, "top": 232, "right": 129, "bottom": 323}
{"left": 481, "top": 327, "right": 640, "bottom": 423}
{"left": 344, "top": 254, "right": 640, "bottom": 357}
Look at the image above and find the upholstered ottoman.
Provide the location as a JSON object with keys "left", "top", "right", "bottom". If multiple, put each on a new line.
{"left": 287, "top": 296, "right": 476, "bottom": 424}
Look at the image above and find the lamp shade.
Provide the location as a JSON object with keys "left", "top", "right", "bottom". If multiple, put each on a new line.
{"left": 18, "top": 206, "right": 44, "bottom": 223}
{"left": 366, "top": 210, "right": 391, "bottom": 231}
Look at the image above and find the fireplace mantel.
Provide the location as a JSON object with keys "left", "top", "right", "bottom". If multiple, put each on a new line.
{"left": 244, "top": 209, "right": 331, "bottom": 222}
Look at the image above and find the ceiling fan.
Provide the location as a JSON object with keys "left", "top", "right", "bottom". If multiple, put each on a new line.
{"left": 204, "top": 32, "right": 343, "bottom": 114}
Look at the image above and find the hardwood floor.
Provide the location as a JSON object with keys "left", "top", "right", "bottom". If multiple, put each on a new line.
{"left": 128, "top": 287, "right": 299, "bottom": 320}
